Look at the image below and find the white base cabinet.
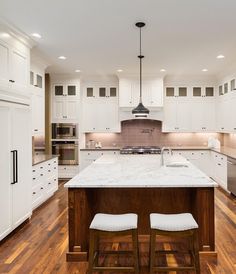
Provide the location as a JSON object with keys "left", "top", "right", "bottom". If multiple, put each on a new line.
{"left": 58, "top": 165, "right": 80, "bottom": 179}
{"left": 80, "top": 150, "right": 119, "bottom": 171}
{"left": 172, "top": 149, "right": 227, "bottom": 190}
{"left": 0, "top": 101, "right": 32, "bottom": 241}
{"left": 32, "top": 158, "right": 58, "bottom": 210}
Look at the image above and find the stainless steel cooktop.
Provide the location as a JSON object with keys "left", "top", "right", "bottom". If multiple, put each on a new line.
{"left": 120, "top": 146, "right": 161, "bottom": 154}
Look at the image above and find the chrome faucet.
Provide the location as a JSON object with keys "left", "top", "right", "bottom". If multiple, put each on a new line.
{"left": 161, "top": 147, "right": 173, "bottom": 166}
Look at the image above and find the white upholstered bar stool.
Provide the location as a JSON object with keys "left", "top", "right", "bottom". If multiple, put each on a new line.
{"left": 87, "top": 213, "right": 139, "bottom": 274}
{"left": 149, "top": 213, "right": 200, "bottom": 274}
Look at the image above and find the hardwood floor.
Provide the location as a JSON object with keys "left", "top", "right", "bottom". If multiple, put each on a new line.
{"left": 0, "top": 181, "right": 236, "bottom": 274}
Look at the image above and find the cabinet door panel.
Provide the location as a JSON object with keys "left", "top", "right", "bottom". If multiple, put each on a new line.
{"left": 11, "top": 105, "right": 31, "bottom": 227}
{"left": 163, "top": 100, "right": 177, "bottom": 131}
{"left": 0, "top": 42, "right": 9, "bottom": 89}
{"left": 65, "top": 99, "right": 79, "bottom": 120}
{"left": 11, "top": 49, "right": 27, "bottom": 92}
{"left": 0, "top": 104, "right": 12, "bottom": 240}
{"left": 52, "top": 99, "right": 64, "bottom": 121}
{"left": 176, "top": 100, "right": 192, "bottom": 131}
{"left": 119, "top": 80, "right": 133, "bottom": 107}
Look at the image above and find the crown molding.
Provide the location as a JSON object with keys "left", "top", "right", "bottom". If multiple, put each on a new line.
{"left": 0, "top": 17, "right": 35, "bottom": 48}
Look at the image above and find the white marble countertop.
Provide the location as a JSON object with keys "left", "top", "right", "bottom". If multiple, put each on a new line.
{"left": 65, "top": 154, "right": 217, "bottom": 188}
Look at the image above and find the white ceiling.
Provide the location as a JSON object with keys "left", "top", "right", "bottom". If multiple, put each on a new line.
{"left": 1, "top": 0, "right": 236, "bottom": 76}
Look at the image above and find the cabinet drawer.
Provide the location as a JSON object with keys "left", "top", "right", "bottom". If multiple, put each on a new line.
{"left": 46, "top": 177, "right": 58, "bottom": 194}
{"left": 32, "top": 184, "right": 43, "bottom": 208}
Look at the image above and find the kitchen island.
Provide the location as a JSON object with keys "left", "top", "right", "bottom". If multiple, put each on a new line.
{"left": 65, "top": 154, "right": 217, "bottom": 262}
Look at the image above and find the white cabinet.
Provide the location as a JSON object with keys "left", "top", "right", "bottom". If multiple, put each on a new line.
{"left": 53, "top": 84, "right": 78, "bottom": 97}
{"left": 0, "top": 101, "right": 32, "bottom": 240}
{"left": 52, "top": 84, "right": 79, "bottom": 122}
{"left": 31, "top": 92, "right": 45, "bottom": 135}
{"left": 58, "top": 165, "right": 79, "bottom": 179}
{"left": 82, "top": 100, "right": 120, "bottom": 133}
{"left": 163, "top": 85, "right": 216, "bottom": 132}
{"left": 52, "top": 98, "right": 79, "bottom": 122}
{"left": 191, "top": 99, "right": 216, "bottom": 132}
{"left": 211, "top": 151, "right": 227, "bottom": 190}
{"left": 85, "top": 86, "right": 118, "bottom": 99}
{"left": 173, "top": 149, "right": 227, "bottom": 190}
{"left": 163, "top": 99, "right": 191, "bottom": 132}
{"left": 30, "top": 59, "right": 47, "bottom": 136}
{"left": 0, "top": 42, "right": 9, "bottom": 90}
{"left": 172, "top": 150, "right": 212, "bottom": 177}
{"left": 80, "top": 150, "right": 119, "bottom": 171}
{"left": 0, "top": 39, "right": 29, "bottom": 98}
{"left": 216, "top": 96, "right": 232, "bottom": 132}
{"left": 32, "top": 158, "right": 58, "bottom": 209}
{"left": 119, "top": 77, "right": 163, "bottom": 107}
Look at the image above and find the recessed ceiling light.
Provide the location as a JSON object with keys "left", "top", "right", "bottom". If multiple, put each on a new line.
{"left": 1, "top": 32, "right": 10, "bottom": 38}
{"left": 117, "top": 69, "right": 123, "bottom": 72}
{"left": 202, "top": 68, "right": 208, "bottom": 72}
{"left": 160, "top": 69, "right": 166, "bottom": 72}
{"left": 31, "top": 33, "right": 42, "bottom": 39}
{"left": 75, "top": 69, "right": 81, "bottom": 72}
{"left": 58, "top": 56, "right": 66, "bottom": 60}
{"left": 217, "top": 55, "right": 225, "bottom": 59}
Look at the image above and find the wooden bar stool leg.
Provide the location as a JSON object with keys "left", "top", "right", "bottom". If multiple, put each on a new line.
{"left": 149, "top": 230, "right": 156, "bottom": 274}
{"left": 193, "top": 230, "right": 200, "bottom": 274}
{"left": 87, "top": 230, "right": 96, "bottom": 274}
{"left": 132, "top": 229, "right": 140, "bottom": 274}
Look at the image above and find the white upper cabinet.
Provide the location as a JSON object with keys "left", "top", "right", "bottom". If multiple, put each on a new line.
{"left": 30, "top": 59, "right": 47, "bottom": 136}
{"left": 53, "top": 84, "right": 79, "bottom": 98}
{"left": 0, "top": 37, "right": 30, "bottom": 98}
{"left": 163, "top": 98, "right": 191, "bottom": 132}
{"left": 82, "top": 99, "right": 120, "bottom": 133}
{"left": 51, "top": 82, "right": 80, "bottom": 123}
{"left": 119, "top": 77, "right": 163, "bottom": 107}
{"left": 0, "top": 42, "right": 9, "bottom": 90}
{"left": 163, "top": 85, "right": 216, "bottom": 132}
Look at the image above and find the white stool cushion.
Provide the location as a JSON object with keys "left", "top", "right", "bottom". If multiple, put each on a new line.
{"left": 90, "top": 213, "right": 138, "bottom": 232}
{"left": 150, "top": 213, "right": 198, "bottom": 231}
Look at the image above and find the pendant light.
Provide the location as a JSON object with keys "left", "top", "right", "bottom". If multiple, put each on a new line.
{"left": 132, "top": 22, "right": 150, "bottom": 118}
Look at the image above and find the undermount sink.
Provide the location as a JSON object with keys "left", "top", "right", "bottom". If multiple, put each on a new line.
{"left": 165, "top": 163, "right": 189, "bottom": 168}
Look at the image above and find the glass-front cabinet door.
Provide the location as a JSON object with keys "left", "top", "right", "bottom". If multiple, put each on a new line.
{"left": 54, "top": 84, "right": 78, "bottom": 97}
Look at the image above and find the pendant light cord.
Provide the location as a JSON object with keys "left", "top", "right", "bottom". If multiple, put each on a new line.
{"left": 139, "top": 27, "right": 142, "bottom": 102}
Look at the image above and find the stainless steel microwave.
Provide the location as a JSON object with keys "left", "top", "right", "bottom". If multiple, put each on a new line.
{"left": 52, "top": 123, "right": 78, "bottom": 139}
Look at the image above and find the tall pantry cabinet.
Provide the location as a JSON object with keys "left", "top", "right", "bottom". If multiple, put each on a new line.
{"left": 0, "top": 101, "right": 32, "bottom": 240}
{"left": 0, "top": 23, "right": 32, "bottom": 241}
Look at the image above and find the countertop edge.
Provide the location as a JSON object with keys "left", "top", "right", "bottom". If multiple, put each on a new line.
{"left": 32, "top": 155, "right": 59, "bottom": 166}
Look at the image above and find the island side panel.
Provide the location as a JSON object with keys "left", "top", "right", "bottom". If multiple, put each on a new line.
{"left": 67, "top": 188, "right": 94, "bottom": 261}
{"left": 192, "top": 187, "right": 215, "bottom": 252}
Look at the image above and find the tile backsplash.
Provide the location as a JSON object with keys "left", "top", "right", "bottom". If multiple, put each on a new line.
{"left": 85, "top": 120, "right": 223, "bottom": 148}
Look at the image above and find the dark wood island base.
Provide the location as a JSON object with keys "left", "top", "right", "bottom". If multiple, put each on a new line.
{"left": 66, "top": 187, "right": 216, "bottom": 262}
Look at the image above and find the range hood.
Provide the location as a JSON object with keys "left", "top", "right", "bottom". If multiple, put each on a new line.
{"left": 120, "top": 108, "right": 164, "bottom": 122}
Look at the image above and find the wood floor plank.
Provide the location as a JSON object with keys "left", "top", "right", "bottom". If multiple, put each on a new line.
{"left": 0, "top": 182, "right": 236, "bottom": 273}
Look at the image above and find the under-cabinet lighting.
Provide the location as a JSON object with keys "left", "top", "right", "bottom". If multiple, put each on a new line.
{"left": 217, "top": 55, "right": 225, "bottom": 59}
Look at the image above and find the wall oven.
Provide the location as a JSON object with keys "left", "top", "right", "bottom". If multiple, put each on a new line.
{"left": 52, "top": 123, "right": 78, "bottom": 139}
{"left": 52, "top": 141, "right": 79, "bottom": 165}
